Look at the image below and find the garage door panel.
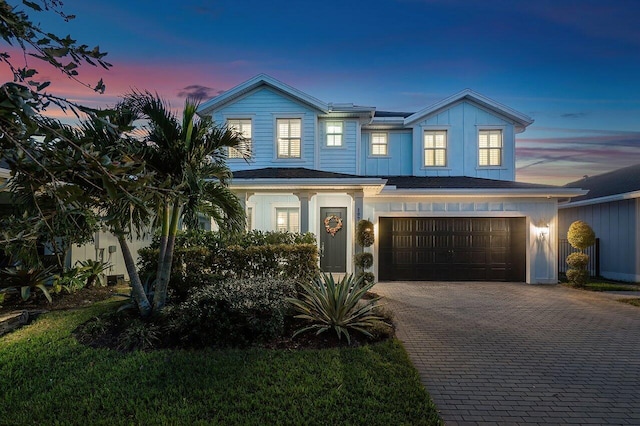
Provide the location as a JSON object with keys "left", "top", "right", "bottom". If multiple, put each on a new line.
{"left": 379, "top": 217, "right": 525, "bottom": 282}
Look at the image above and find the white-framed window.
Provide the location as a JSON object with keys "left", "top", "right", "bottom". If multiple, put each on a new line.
{"left": 227, "top": 119, "right": 252, "bottom": 159}
{"left": 478, "top": 129, "right": 503, "bottom": 166}
{"left": 275, "top": 207, "right": 299, "bottom": 232}
{"left": 326, "top": 121, "right": 343, "bottom": 147}
{"left": 277, "top": 118, "right": 302, "bottom": 158}
{"left": 246, "top": 207, "right": 253, "bottom": 231}
{"left": 370, "top": 132, "right": 388, "bottom": 156}
{"left": 424, "top": 130, "right": 447, "bottom": 167}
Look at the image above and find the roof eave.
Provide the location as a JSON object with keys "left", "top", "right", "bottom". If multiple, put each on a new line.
{"left": 559, "top": 190, "right": 640, "bottom": 209}
{"left": 378, "top": 187, "right": 587, "bottom": 198}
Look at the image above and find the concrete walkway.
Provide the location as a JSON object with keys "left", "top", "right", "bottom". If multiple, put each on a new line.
{"left": 375, "top": 282, "right": 640, "bottom": 425}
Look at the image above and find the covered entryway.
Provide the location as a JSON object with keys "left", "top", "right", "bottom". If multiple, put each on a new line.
{"left": 378, "top": 217, "right": 525, "bottom": 281}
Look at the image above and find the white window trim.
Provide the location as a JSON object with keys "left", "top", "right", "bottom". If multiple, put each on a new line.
{"left": 423, "top": 129, "right": 448, "bottom": 168}
{"left": 274, "top": 115, "right": 304, "bottom": 161}
{"left": 325, "top": 120, "right": 344, "bottom": 148}
{"left": 274, "top": 206, "right": 300, "bottom": 233}
{"left": 226, "top": 118, "right": 253, "bottom": 160}
{"left": 369, "top": 132, "right": 389, "bottom": 157}
{"left": 477, "top": 126, "right": 506, "bottom": 169}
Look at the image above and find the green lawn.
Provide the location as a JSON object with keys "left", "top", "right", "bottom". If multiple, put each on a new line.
{"left": 583, "top": 282, "right": 640, "bottom": 292}
{"left": 0, "top": 300, "right": 441, "bottom": 425}
{"left": 618, "top": 298, "right": 640, "bottom": 307}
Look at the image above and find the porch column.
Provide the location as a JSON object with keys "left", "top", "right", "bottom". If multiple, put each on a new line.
{"left": 236, "top": 192, "right": 253, "bottom": 228}
{"left": 294, "top": 191, "right": 315, "bottom": 233}
{"left": 351, "top": 191, "right": 365, "bottom": 254}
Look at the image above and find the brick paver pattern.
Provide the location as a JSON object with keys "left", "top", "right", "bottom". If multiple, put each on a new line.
{"left": 375, "top": 282, "right": 640, "bottom": 425}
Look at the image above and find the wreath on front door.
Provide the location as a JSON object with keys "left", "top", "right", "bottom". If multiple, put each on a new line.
{"left": 324, "top": 215, "right": 343, "bottom": 237}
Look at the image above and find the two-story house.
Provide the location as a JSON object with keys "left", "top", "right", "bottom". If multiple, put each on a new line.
{"left": 198, "top": 74, "right": 585, "bottom": 284}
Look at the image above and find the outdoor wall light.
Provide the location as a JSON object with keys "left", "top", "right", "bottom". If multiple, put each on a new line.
{"left": 537, "top": 224, "right": 549, "bottom": 241}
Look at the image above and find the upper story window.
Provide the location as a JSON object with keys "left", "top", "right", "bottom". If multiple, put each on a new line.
{"left": 424, "top": 130, "right": 447, "bottom": 167}
{"left": 277, "top": 118, "right": 302, "bottom": 158}
{"left": 276, "top": 207, "right": 299, "bottom": 232}
{"left": 370, "top": 132, "right": 388, "bottom": 156}
{"left": 326, "top": 121, "right": 343, "bottom": 147}
{"left": 227, "top": 119, "right": 252, "bottom": 159}
{"left": 478, "top": 129, "right": 503, "bottom": 166}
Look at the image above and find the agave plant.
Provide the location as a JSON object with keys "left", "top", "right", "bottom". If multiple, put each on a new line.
{"left": 287, "top": 272, "right": 389, "bottom": 345}
{"left": 0, "top": 266, "right": 57, "bottom": 303}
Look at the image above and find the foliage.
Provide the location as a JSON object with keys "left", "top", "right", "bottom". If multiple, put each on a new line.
{"left": 356, "top": 271, "right": 376, "bottom": 286}
{"left": 566, "top": 252, "right": 589, "bottom": 269}
{"left": 222, "top": 244, "right": 319, "bottom": 280}
{"left": 354, "top": 252, "right": 373, "bottom": 269}
{"left": 167, "top": 277, "right": 296, "bottom": 347}
{"left": 54, "top": 266, "right": 87, "bottom": 294}
{"left": 618, "top": 298, "right": 640, "bottom": 307}
{"left": 582, "top": 282, "right": 640, "bottom": 292}
{"left": 567, "top": 220, "right": 596, "bottom": 251}
{"left": 356, "top": 219, "right": 375, "bottom": 247}
{"left": 566, "top": 269, "right": 590, "bottom": 288}
{"left": 76, "top": 259, "right": 111, "bottom": 287}
{"left": 116, "top": 319, "right": 160, "bottom": 351}
{"left": 288, "top": 273, "right": 390, "bottom": 345}
{"left": 0, "top": 265, "right": 55, "bottom": 302}
{"left": 0, "top": 303, "right": 441, "bottom": 425}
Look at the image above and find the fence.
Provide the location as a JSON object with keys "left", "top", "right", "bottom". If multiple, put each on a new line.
{"left": 558, "top": 238, "right": 600, "bottom": 277}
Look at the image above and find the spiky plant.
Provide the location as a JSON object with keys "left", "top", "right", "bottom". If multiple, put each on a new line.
{"left": 288, "top": 273, "right": 389, "bottom": 345}
{"left": 0, "top": 266, "right": 56, "bottom": 302}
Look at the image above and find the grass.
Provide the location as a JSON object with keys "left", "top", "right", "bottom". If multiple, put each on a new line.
{"left": 618, "top": 298, "right": 640, "bottom": 307}
{"left": 583, "top": 282, "right": 640, "bottom": 292}
{"left": 0, "top": 300, "right": 441, "bottom": 425}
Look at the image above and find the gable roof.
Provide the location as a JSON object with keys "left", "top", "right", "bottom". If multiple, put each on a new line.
{"left": 562, "top": 163, "right": 640, "bottom": 205}
{"left": 403, "top": 89, "right": 534, "bottom": 132}
{"left": 197, "top": 74, "right": 329, "bottom": 115}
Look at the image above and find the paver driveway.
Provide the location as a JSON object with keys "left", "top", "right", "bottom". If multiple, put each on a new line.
{"left": 375, "top": 282, "right": 640, "bottom": 425}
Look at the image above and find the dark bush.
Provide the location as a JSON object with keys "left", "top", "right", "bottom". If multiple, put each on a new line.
{"left": 354, "top": 252, "right": 373, "bottom": 269}
{"left": 566, "top": 269, "right": 590, "bottom": 288}
{"left": 566, "top": 252, "right": 589, "bottom": 269}
{"left": 356, "top": 220, "right": 375, "bottom": 248}
{"left": 166, "top": 277, "right": 296, "bottom": 347}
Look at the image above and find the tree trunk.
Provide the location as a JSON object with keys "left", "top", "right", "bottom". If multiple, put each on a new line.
{"left": 153, "top": 202, "right": 181, "bottom": 310}
{"left": 156, "top": 202, "right": 170, "bottom": 281}
{"left": 117, "top": 233, "right": 152, "bottom": 317}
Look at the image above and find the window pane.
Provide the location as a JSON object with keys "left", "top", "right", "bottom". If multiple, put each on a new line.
{"left": 278, "top": 139, "right": 289, "bottom": 156}
{"left": 290, "top": 140, "right": 301, "bottom": 157}
{"left": 479, "top": 150, "right": 489, "bottom": 166}
{"left": 479, "top": 133, "right": 488, "bottom": 147}
{"left": 435, "top": 149, "right": 445, "bottom": 165}
{"left": 490, "top": 149, "right": 501, "bottom": 165}
{"left": 290, "top": 120, "right": 301, "bottom": 138}
{"left": 425, "top": 150, "right": 435, "bottom": 166}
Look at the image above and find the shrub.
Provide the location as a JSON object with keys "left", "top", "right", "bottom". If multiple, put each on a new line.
{"left": 287, "top": 273, "right": 389, "bottom": 345}
{"left": 566, "top": 252, "right": 589, "bottom": 269}
{"left": 167, "top": 277, "right": 296, "bottom": 347}
{"left": 55, "top": 267, "right": 88, "bottom": 294}
{"left": 354, "top": 252, "right": 373, "bottom": 269}
{"left": 0, "top": 266, "right": 56, "bottom": 302}
{"left": 356, "top": 220, "right": 375, "bottom": 247}
{"left": 567, "top": 220, "right": 596, "bottom": 251}
{"left": 76, "top": 259, "right": 111, "bottom": 287}
{"left": 356, "top": 271, "right": 376, "bottom": 286}
{"left": 117, "top": 319, "right": 161, "bottom": 351}
{"left": 566, "top": 269, "right": 590, "bottom": 288}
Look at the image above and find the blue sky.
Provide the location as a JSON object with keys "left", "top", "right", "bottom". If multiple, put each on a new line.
{"left": 4, "top": 0, "right": 640, "bottom": 184}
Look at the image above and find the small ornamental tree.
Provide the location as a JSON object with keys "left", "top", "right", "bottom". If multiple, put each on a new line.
{"left": 566, "top": 220, "right": 596, "bottom": 287}
{"left": 354, "top": 219, "right": 375, "bottom": 284}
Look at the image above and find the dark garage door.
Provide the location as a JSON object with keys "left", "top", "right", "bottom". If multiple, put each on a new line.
{"left": 379, "top": 217, "right": 525, "bottom": 281}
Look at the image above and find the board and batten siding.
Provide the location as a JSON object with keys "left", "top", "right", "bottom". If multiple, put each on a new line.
{"left": 318, "top": 119, "right": 358, "bottom": 174}
{"left": 412, "top": 101, "right": 515, "bottom": 180}
{"left": 559, "top": 199, "right": 640, "bottom": 282}
{"left": 210, "top": 87, "right": 319, "bottom": 171}
{"left": 360, "top": 131, "right": 413, "bottom": 176}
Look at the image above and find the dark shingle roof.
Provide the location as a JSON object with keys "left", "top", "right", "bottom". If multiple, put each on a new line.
{"left": 384, "top": 176, "right": 566, "bottom": 190}
{"left": 564, "top": 163, "right": 640, "bottom": 202}
{"left": 374, "top": 111, "right": 413, "bottom": 118}
{"left": 232, "top": 168, "right": 570, "bottom": 190}
{"left": 232, "top": 167, "right": 364, "bottom": 179}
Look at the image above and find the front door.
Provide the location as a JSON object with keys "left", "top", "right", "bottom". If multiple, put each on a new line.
{"left": 320, "top": 207, "right": 347, "bottom": 273}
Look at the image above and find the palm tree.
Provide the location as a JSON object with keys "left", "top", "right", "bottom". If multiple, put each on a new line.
{"left": 126, "top": 92, "right": 247, "bottom": 311}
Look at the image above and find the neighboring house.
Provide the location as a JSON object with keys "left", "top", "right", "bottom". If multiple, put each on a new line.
{"left": 559, "top": 164, "right": 640, "bottom": 282}
{"left": 198, "top": 74, "right": 584, "bottom": 284}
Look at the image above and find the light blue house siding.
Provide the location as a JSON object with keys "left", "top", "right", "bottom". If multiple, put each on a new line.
{"left": 559, "top": 198, "right": 640, "bottom": 282}
{"left": 212, "top": 87, "right": 319, "bottom": 171}
{"left": 411, "top": 101, "right": 515, "bottom": 180}
{"left": 318, "top": 119, "right": 358, "bottom": 174}
{"left": 361, "top": 131, "right": 413, "bottom": 176}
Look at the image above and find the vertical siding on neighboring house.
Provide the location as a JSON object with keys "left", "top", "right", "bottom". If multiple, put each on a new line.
{"left": 360, "top": 131, "right": 412, "bottom": 176}
{"left": 318, "top": 119, "right": 358, "bottom": 174}
{"left": 412, "top": 101, "right": 515, "bottom": 180}
{"left": 559, "top": 199, "right": 639, "bottom": 281}
{"left": 211, "top": 87, "right": 318, "bottom": 171}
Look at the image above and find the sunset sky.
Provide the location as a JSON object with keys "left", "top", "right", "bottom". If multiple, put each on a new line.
{"left": 3, "top": 0, "right": 639, "bottom": 185}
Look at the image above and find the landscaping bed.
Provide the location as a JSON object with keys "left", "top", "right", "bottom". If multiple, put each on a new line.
{"left": 0, "top": 300, "right": 441, "bottom": 425}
